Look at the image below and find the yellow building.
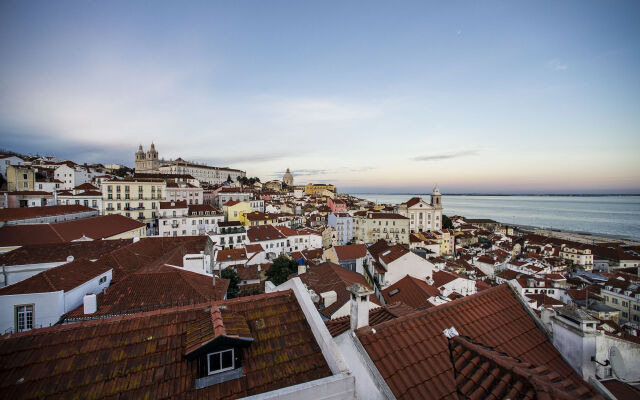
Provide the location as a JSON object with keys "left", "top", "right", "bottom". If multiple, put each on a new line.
{"left": 239, "top": 211, "right": 279, "bottom": 227}
{"left": 223, "top": 201, "right": 254, "bottom": 222}
{"left": 6, "top": 165, "right": 34, "bottom": 192}
{"left": 305, "top": 183, "right": 335, "bottom": 195}
{"left": 102, "top": 179, "right": 166, "bottom": 231}
{"left": 560, "top": 244, "right": 593, "bottom": 269}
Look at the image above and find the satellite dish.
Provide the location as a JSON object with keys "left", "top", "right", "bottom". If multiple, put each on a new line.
{"left": 609, "top": 346, "right": 636, "bottom": 382}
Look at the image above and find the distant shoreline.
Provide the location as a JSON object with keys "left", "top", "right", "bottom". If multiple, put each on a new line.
{"left": 349, "top": 193, "right": 640, "bottom": 197}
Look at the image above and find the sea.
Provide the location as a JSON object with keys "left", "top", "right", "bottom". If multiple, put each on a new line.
{"left": 349, "top": 194, "right": 640, "bottom": 242}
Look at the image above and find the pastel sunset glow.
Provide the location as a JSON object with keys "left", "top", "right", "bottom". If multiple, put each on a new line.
{"left": 1, "top": 1, "right": 639, "bottom": 193}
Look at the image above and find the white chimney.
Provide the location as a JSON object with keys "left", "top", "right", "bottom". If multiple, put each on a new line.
{"left": 298, "top": 264, "right": 306, "bottom": 275}
{"left": 320, "top": 290, "right": 337, "bottom": 308}
{"left": 347, "top": 284, "right": 374, "bottom": 330}
{"left": 66, "top": 255, "right": 74, "bottom": 263}
{"left": 83, "top": 293, "right": 97, "bottom": 314}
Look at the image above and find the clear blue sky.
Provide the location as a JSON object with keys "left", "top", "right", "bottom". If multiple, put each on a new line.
{"left": 1, "top": 0, "right": 639, "bottom": 193}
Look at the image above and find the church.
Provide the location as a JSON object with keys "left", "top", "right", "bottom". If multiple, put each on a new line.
{"left": 134, "top": 143, "right": 246, "bottom": 185}
{"left": 397, "top": 186, "right": 443, "bottom": 233}
{"left": 134, "top": 143, "right": 160, "bottom": 173}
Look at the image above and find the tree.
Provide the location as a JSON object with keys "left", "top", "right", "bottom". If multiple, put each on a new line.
{"left": 265, "top": 255, "right": 299, "bottom": 286}
{"left": 114, "top": 166, "right": 133, "bottom": 178}
{"left": 220, "top": 268, "right": 240, "bottom": 298}
{"left": 442, "top": 214, "right": 454, "bottom": 229}
{"left": 226, "top": 174, "right": 232, "bottom": 183}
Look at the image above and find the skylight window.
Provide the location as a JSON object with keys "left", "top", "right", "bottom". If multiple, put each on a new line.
{"left": 389, "top": 289, "right": 400, "bottom": 296}
{"left": 382, "top": 250, "right": 391, "bottom": 256}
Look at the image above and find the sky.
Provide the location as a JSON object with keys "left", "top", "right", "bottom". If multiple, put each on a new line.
{"left": 1, "top": 1, "right": 639, "bottom": 194}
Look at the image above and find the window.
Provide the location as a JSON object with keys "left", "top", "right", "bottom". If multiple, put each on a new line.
{"left": 208, "top": 349, "right": 234, "bottom": 374}
{"left": 99, "top": 276, "right": 107, "bottom": 284}
{"left": 15, "top": 305, "right": 33, "bottom": 332}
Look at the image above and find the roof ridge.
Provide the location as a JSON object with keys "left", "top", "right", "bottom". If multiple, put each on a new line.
{"left": 362, "top": 284, "right": 509, "bottom": 333}
{"left": 40, "top": 269, "right": 58, "bottom": 291}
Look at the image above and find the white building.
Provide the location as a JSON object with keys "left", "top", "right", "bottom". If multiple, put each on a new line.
{"left": 396, "top": 187, "right": 443, "bottom": 233}
{"left": 0, "top": 259, "right": 112, "bottom": 333}
{"left": 0, "top": 155, "right": 25, "bottom": 178}
{"left": 327, "top": 213, "right": 353, "bottom": 245}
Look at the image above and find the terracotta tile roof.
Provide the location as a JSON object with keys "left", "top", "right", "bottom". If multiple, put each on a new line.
{"left": 404, "top": 197, "right": 424, "bottom": 207}
{"left": 100, "top": 236, "right": 209, "bottom": 281}
{"left": 244, "top": 244, "right": 264, "bottom": 253}
{"left": 64, "top": 266, "right": 229, "bottom": 319}
{"left": 356, "top": 284, "right": 595, "bottom": 400}
{"left": 74, "top": 183, "right": 98, "bottom": 191}
{"left": 0, "top": 239, "right": 131, "bottom": 266}
{"left": 333, "top": 244, "right": 367, "bottom": 260}
{"left": 0, "top": 204, "right": 94, "bottom": 222}
{"left": 525, "top": 294, "right": 565, "bottom": 307}
{"left": 0, "top": 258, "right": 111, "bottom": 295}
{"left": 4, "top": 190, "right": 53, "bottom": 196}
{"left": 449, "top": 335, "right": 601, "bottom": 399}
{"left": 0, "top": 290, "right": 331, "bottom": 399}
{"left": 369, "top": 212, "right": 408, "bottom": 220}
{"left": 432, "top": 270, "right": 462, "bottom": 288}
{"left": 295, "top": 262, "right": 380, "bottom": 318}
{"left": 476, "top": 281, "right": 492, "bottom": 291}
{"left": 368, "top": 239, "right": 391, "bottom": 258}
{"left": 382, "top": 275, "right": 440, "bottom": 309}
{"left": 274, "top": 225, "right": 299, "bottom": 237}
{"left": 379, "top": 244, "right": 410, "bottom": 264}
{"left": 50, "top": 214, "right": 145, "bottom": 241}
{"left": 325, "top": 302, "right": 416, "bottom": 337}
{"left": 215, "top": 249, "right": 247, "bottom": 262}
{"left": 0, "top": 215, "right": 145, "bottom": 247}
{"left": 247, "top": 225, "right": 285, "bottom": 242}
{"left": 228, "top": 264, "right": 260, "bottom": 281}
{"left": 159, "top": 200, "right": 188, "bottom": 209}
{"left": 497, "top": 269, "right": 521, "bottom": 280}
{"left": 184, "top": 306, "right": 253, "bottom": 357}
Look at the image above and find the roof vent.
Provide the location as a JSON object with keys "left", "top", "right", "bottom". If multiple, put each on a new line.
{"left": 443, "top": 326, "right": 459, "bottom": 339}
{"left": 66, "top": 255, "right": 74, "bottom": 263}
{"left": 83, "top": 293, "right": 97, "bottom": 314}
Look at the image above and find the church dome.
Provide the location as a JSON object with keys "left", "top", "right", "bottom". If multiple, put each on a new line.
{"left": 283, "top": 168, "right": 294, "bottom": 186}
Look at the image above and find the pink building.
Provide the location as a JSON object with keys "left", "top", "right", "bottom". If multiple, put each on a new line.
{"left": 327, "top": 197, "right": 347, "bottom": 213}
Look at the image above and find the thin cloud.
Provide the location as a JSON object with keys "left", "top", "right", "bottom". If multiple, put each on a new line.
{"left": 413, "top": 149, "right": 482, "bottom": 162}
{"left": 547, "top": 59, "right": 568, "bottom": 71}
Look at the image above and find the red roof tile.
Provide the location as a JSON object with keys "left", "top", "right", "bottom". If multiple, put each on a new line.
{"left": 0, "top": 258, "right": 111, "bottom": 294}
{"left": 247, "top": 225, "right": 285, "bottom": 242}
{"left": 0, "top": 239, "right": 131, "bottom": 266}
{"left": 295, "top": 262, "right": 380, "bottom": 318}
{"left": 334, "top": 244, "right": 367, "bottom": 260}
{"left": 0, "top": 204, "right": 94, "bottom": 222}
{"left": 0, "top": 290, "right": 331, "bottom": 399}
{"left": 0, "top": 215, "right": 145, "bottom": 247}
{"left": 382, "top": 275, "right": 440, "bottom": 309}
{"left": 449, "top": 335, "right": 601, "bottom": 399}
{"left": 325, "top": 302, "right": 416, "bottom": 337}
{"left": 432, "top": 270, "right": 461, "bottom": 287}
{"left": 64, "top": 266, "right": 229, "bottom": 319}
{"left": 216, "top": 249, "right": 247, "bottom": 262}
{"left": 356, "top": 284, "right": 596, "bottom": 400}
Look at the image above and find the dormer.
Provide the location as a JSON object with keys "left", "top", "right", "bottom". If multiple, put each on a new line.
{"left": 184, "top": 306, "right": 253, "bottom": 389}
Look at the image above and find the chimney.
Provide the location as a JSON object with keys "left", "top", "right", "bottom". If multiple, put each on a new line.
{"left": 347, "top": 283, "right": 374, "bottom": 331}
{"left": 83, "top": 293, "right": 97, "bottom": 314}
{"left": 298, "top": 263, "right": 306, "bottom": 275}
{"left": 320, "top": 290, "right": 337, "bottom": 308}
{"left": 212, "top": 271, "right": 216, "bottom": 286}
